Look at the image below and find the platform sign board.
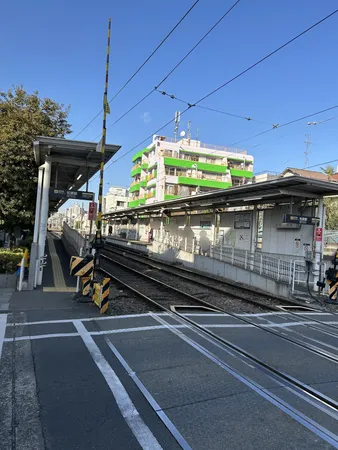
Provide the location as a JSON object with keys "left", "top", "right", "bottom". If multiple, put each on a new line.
{"left": 315, "top": 227, "right": 323, "bottom": 242}
{"left": 88, "top": 202, "right": 97, "bottom": 221}
{"left": 234, "top": 213, "right": 251, "bottom": 229}
{"left": 49, "top": 188, "right": 94, "bottom": 201}
{"left": 283, "top": 214, "right": 319, "bottom": 225}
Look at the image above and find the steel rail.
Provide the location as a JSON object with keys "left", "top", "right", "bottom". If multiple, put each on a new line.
{"left": 99, "top": 260, "right": 338, "bottom": 414}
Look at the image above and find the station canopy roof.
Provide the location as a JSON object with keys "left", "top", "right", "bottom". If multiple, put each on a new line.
{"left": 34, "top": 136, "right": 121, "bottom": 210}
{"left": 104, "top": 176, "right": 338, "bottom": 220}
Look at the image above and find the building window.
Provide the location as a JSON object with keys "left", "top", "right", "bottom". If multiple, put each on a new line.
{"left": 232, "top": 177, "right": 242, "bottom": 186}
{"left": 206, "top": 157, "right": 216, "bottom": 164}
{"left": 165, "top": 184, "right": 178, "bottom": 195}
{"left": 165, "top": 167, "right": 176, "bottom": 176}
{"left": 183, "top": 154, "right": 199, "bottom": 162}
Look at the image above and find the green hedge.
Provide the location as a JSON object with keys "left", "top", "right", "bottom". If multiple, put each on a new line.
{"left": 0, "top": 249, "right": 24, "bottom": 274}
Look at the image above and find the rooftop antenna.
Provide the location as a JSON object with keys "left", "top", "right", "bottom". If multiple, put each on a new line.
{"left": 196, "top": 128, "right": 199, "bottom": 142}
{"left": 304, "top": 134, "right": 311, "bottom": 168}
{"left": 174, "top": 111, "right": 180, "bottom": 142}
{"left": 187, "top": 120, "right": 191, "bottom": 145}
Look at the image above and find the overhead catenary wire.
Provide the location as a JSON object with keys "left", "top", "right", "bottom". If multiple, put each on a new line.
{"left": 229, "top": 104, "right": 338, "bottom": 147}
{"left": 93, "top": 0, "right": 243, "bottom": 141}
{"left": 157, "top": 90, "right": 274, "bottom": 125}
{"left": 91, "top": 106, "right": 191, "bottom": 181}
{"left": 193, "top": 8, "right": 338, "bottom": 106}
{"left": 92, "top": 8, "right": 338, "bottom": 182}
{"left": 71, "top": 0, "right": 201, "bottom": 140}
{"left": 152, "top": 8, "right": 338, "bottom": 150}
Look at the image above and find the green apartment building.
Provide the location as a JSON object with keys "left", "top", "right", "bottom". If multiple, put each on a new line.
{"left": 129, "top": 135, "right": 254, "bottom": 207}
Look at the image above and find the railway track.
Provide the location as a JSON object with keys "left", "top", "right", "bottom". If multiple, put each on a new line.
{"left": 100, "top": 251, "right": 338, "bottom": 363}
{"left": 99, "top": 254, "right": 225, "bottom": 313}
{"left": 103, "top": 242, "right": 338, "bottom": 338}
{"left": 103, "top": 244, "right": 284, "bottom": 312}
{"left": 98, "top": 255, "right": 338, "bottom": 444}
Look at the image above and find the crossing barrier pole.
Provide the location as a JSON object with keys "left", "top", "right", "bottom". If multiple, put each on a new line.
{"left": 76, "top": 247, "right": 83, "bottom": 293}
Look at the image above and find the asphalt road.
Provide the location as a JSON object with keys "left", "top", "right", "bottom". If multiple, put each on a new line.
{"left": 1, "top": 235, "right": 338, "bottom": 449}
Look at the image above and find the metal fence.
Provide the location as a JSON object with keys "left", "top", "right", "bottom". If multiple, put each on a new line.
{"left": 156, "top": 235, "right": 293, "bottom": 284}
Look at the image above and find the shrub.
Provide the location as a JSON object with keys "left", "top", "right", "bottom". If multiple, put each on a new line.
{"left": 0, "top": 249, "right": 24, "bottom": 274}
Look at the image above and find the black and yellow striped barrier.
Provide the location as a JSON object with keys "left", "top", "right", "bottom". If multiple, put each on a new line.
{"left": 328, "top": 276, "right": 338, "bottom": 301}
{"left": 92, "top": 278, "right": 110, "bottom": 314}
{"left": 81, "top": 277, "right": 92, "bottom": 296}
{"left": 101, "top": 278, "right": 110, "bottom": 314}
{"left": 70, "top": 255, "right": 94, "bottom": 277}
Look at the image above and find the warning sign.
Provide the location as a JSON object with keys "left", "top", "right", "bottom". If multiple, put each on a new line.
{"left": 315, "top": 227, "right": 323, "bottom": 242}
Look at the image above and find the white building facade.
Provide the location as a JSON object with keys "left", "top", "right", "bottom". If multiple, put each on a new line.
{"left": 129, "top": 135, "right": 254, "bottom": 207}
{"left": 103, "top": 186, "right": 129, "bottom": 213}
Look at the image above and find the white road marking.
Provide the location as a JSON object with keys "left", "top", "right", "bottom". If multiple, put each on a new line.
{"left": 105, "top": 338, "right": 192, "bottom": 450}
{"left": 5, "top": 319, "right": 338, "bottom": 343}
{"left": 0, "top": 314, "right": 7, "bottom": 358}
{"left": 73, "top": 320, "right": 163, "bottom": 450}
{"left": 151, "top": 313, "right": 338, "bottom": 447}
{"left": 5, "top": 312, "right": 156, "bottom": 327}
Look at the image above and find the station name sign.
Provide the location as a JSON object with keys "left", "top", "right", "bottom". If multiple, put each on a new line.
{"left": 50, "top": 188, "right": 94, "bottom": 201}
{"left": 283, "top": 214, "right": 319, "bottom": 225}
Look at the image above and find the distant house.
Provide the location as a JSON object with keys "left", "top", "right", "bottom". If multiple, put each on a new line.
{"left": 281, "top": 167, "right": 338, "bottom": 182}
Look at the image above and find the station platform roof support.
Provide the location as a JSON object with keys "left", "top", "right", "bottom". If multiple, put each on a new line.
{"left": 28, "top": 136, "right": 121, "bottom": 290}
{"left": 103, "top": 176, "right": 338, "bottom": 220}
{"left": 104, "top": 176, "right": 338, "bottom": 296}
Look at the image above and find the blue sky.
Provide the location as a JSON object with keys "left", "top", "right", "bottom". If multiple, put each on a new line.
{"left": 1, "top": 0, "right": 338, "bottom": 209}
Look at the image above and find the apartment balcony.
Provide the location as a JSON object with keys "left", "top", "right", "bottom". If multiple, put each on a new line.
{"left": 131, "top": 147, "right": 152, "bottom": 163}
{"left": 128, "top": 197, "right": 146, "bottom": 208}
{"left": 163, "top": 157, "right": 228, "bottom": 173}
{"left": 131, "top": 151, "right": 143, "bottom": 163}
{"left": 148, "top": 161, "right": 157, "bottom": 170}
{"left": 229, "top": 168, "right": 253, "bottom": 178}
{"left": 129, "top": 180, "right": 147, "bottom": 193}
{"left": 145, "top": 190, "right": 156, "bottom": 199}
{"left": 164, "top": 193, "right": 181, "bottom": 201}
{"left": 146, "top": 170, "right": 158, "bottom": 181}
{"left": 131, "top": 165, "right": 141, "bottom": 177}
{"left": 177, "top": 176, "right": 232, "bottom": 189}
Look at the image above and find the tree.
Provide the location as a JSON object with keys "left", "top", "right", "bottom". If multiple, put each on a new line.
{"left": 0, "top": 86, "right": 71, "bottom": 231}
{"left": 324, "top": 197, "right": 338, "bottom": 230}
{"left": 321, "top": 165, "right": 335, "bottom": 181}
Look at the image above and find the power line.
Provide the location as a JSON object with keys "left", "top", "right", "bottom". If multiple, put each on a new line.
{"left": 92, "top": 90, "right": 154, "bottom": 142}
{"left": 154, "top": 0, "right": 242, "bottom": 89}
{"left": 306, "top": 159, "right": 338, "bottom": 170}
{"left": 98, "top": 0, "right": 242, "bottom": 141}
{"left": 229, "top": 104, "right": 338, "bottom": 147}
{"left": 91, "top": 8, "right": 338, "bottom": 182}
{"left": 157, "top": 89, "right": 274, "bottom": 125}
{"left": 72, "top": 0, "right": 201, "bottom": 140}
{"left": 91, "top": 106, "right": 191, "bottom": 182}
{"left": 194, "top": 8, "right": 338, "bottom": 106}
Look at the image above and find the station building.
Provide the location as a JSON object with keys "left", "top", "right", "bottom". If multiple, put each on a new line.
{"left": 104, "top": 175, "right": 338, "bottom": 298}
{"left": 129, "top": 135, "right": 254, "bottom": 207}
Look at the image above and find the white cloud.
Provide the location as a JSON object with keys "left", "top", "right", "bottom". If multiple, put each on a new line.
{"left": 141, "top": 112, "right": 151, "bottom": 124}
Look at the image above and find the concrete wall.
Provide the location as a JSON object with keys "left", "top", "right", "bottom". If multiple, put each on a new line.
{"left": 219, "top": 211, "right": 251, "bottom": 250}
{"left": 117, "top": 239, "right": 291, "bottom": 298}
{"left": 262, "top": 206, "right": 314, "bottom": 258}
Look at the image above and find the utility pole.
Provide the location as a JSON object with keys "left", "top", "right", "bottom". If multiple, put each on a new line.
{"left": 94, "top": 18, "right": 111, "bottom": 258}
{"left": 304, "top": 134, "right": 311, "bottom": 169}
